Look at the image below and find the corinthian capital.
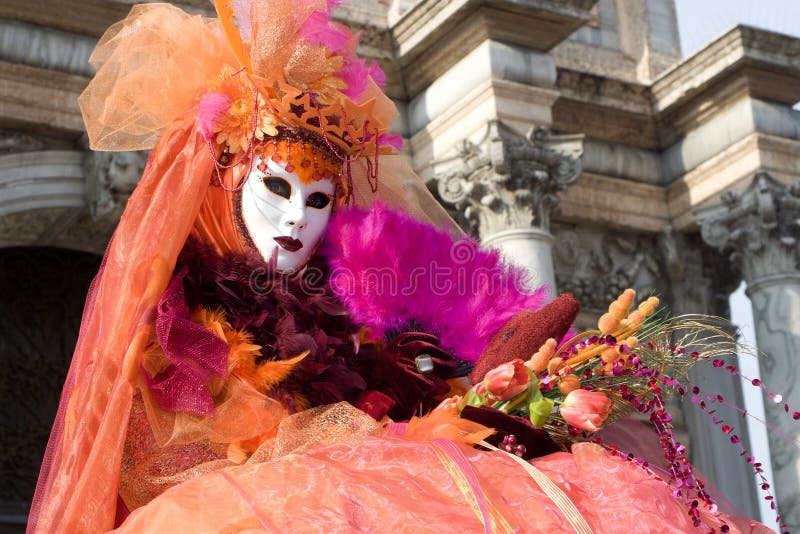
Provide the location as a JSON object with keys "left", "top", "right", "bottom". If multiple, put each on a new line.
{"left": 697, "top": 172, "right": 800, "bottom": 284}
{"left": 433, "top": 121, "right": 583, "bottom": 239}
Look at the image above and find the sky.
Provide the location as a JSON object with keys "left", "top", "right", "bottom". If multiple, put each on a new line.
{"left": 674, "top": 0, "right": 800, "bottom": 113}
{"left": 672, "top": 1, "right": 799, "bottom": 527}
{"left": 675, "top": 0, "right": 800, "bottom": 57}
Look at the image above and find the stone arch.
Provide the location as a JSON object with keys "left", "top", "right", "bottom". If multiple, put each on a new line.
{"left": 0, "top": 246, "right": 102, "bottom": 530}
{"left": 0, "top": 150, "right": 86, "bottom": 217}
{"left": 0, "top": 148, "right": 145, "bottom": 254}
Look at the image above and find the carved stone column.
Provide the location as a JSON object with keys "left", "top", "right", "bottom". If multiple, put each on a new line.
{"left": 659, "top": 225, "right": 758, "bottom": 519}
{"left": 434, "top": 121, "right": 583, "bottom": 297}
{"left": 699, "top": 172, "right": 800, "bottom": 529}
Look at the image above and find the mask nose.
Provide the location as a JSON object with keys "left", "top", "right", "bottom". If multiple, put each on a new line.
{"left": 283, "top": 205, "right": 307, "bottom": 230}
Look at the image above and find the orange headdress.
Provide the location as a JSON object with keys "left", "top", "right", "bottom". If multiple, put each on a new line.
{"left": 29, "top": 2, "right": 455, "bottom": 532}
{"left": 80, "top": 1, "right": 401, "bottom": 206}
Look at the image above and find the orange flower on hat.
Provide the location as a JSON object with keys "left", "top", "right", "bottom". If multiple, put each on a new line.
{"left": 560, "top": 389, "right": 612, "bottom": 432}
{"left": 210, "top": 67, "right": 280, "bottom": 154}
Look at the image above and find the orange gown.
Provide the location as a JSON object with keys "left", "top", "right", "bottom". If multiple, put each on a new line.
{"left": 112, "top": 404, "right": 772, "bottom": 534}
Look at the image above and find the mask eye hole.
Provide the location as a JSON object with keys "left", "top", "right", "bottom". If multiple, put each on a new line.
{"left": 306, "top": 192, "right": 332, "bottom": 210}
{"left": 262, "top": 176, "right": 291, "bottom": 199}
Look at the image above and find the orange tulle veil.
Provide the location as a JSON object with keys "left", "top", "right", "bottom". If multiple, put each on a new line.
{"left": 29, "top": 116, "right": 215, "bottom": 531}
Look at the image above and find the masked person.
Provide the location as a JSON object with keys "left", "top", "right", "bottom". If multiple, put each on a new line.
{"left": 28, "top": 2, "right": 774, "bottom": 533}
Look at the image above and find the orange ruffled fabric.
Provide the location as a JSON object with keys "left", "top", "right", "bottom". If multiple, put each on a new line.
{"left": 112, "top": 437, "right": 773, "bottom": 534}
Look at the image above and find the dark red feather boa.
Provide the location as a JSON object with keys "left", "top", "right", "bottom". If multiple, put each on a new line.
{"left": 174, "top": 237, "right": 456, "bottom": 419}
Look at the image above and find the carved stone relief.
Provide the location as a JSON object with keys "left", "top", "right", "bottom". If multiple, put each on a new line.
{"left": 0, "top": 130, "right": 46, "bottom": 154}
{"left": 0, "top": 209, "right": 70, "bottom": 246}
{"left": 551, "top": 222, "right": 662, "bottom": 315}
{"left": 699, "top": 172, "right": 800, "bottom": 284}
{"left": 658, "top": 225, "right": 739, "bottom": 317}
{"left": 0, "top": 145, "right": 143, "bottom": 252}
{"left": 84, "top": 149, "right": 147, "bottom": 220}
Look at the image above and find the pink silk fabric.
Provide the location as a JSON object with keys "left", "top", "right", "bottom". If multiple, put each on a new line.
{"left": 148, "top": 270, "right": 229, "bottom": 416}
{"left": 112, "top": 438, "right": 773, "bottom": 533}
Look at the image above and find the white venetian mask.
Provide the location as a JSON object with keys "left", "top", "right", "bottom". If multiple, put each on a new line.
{"left": 239, "top": 156, "right": 335, "bottom": 272}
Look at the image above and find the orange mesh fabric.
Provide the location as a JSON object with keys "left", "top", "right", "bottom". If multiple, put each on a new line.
{"left": 79, "top": 5, "right": 235, "bottom": 151}
{"left": 77, "top": 2, "right": 458, "bottom": 234}
{"left": 120, "top": 374, "right": 287, "bottom": 511}
{"left": 248, "top": 0, "right": 322, "bottom": 80}
{"left": 248, "top": 402, "right": 382, "bottom": 462}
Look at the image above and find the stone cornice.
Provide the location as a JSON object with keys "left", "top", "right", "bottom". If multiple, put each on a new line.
{"left": 667, "top": 133, "right": 761, "bottom": 231}
{"left": 667, "top": 133, "right": 800, "bottom": 231}
{"left": 552, "top": 96, "right": 658, "bottom": 150}
{"left": 553, "top": 25, "right": 800, "bottom": 152}
{"left": 552, "top": 68, "right": 657, "bottom": 149}
{"left": 651, "top": 25, "right": 800, "bottom": 147}
{"left": 0, "top": 19, "right": 96, "bottom": 78}
{"left": 393, "top": 0, "right": 596, "bottom": 98}
{"left": 0, "top": 150, "right": 85, "bottom": 216}
{"left": 409, "top": 78, "right": 559, "bottom": 180}
{"left": 555, "top": 68, "right": 651, "bottom": 115}
{"left": 553, "top": 40, "right": 639, "bottom": 84}
{"left": 0, "top": 0, "right": 131, "bottom": 37}
{"left": 557, "top": 172, "right": 669, "bottom": 232}
{"left": 0, "top": 60, "right": 87, "bottom": 135}
{"left": 0, "top": 0, "right": 215, "bottom": 37}
{"left": 654, "top": 26, "right": 800, "bottom": 112}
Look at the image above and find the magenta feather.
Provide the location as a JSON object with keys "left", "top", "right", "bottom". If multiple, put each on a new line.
{"left": 338, "top": 58, "right": 368, "bottom": 100}
{"left": 368, "top": 60, "right": 386, "bottom": 87}
{"left": 322, "top": 202, "right": 548, "bottom": 362}
{"left": 197, "top": 92, "right": 231, "bottom": 141}
{"left": 299, "top": 11, "right": 350, "bottom": 52}
{"left": 339, "top": 58, "right": 387, "bottom": 101}
{"left": 378, "top": 133, "right": 403, "bottom": 151}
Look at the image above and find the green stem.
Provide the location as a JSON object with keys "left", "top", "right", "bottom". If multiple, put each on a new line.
{"left": 492, "top": 392, "right": 529, "bottom": 413}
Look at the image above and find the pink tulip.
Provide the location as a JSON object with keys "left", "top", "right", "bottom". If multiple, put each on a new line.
{"left": 560, "top": 389, "right": 612, "bottom": 432}
{"left": 475, "top": 359, "right": 530, "bottom": 402}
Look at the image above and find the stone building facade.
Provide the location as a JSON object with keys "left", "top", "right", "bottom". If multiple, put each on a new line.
{"left": 1, "top": 0, "right": 799, "bottom": 530}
